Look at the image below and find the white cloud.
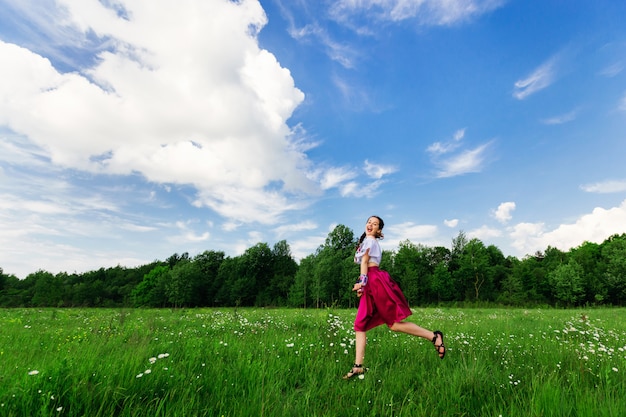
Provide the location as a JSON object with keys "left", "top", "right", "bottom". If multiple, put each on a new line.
{"left": 599, "top": 62, "right": 624, "bottom": 78}
{"left": 492, "top": 201, "right": 516, "bottom": 224}
{"left": 340, "top": 178, "right": 389, "bottom": 197}
{"left": 513, "top": 56, "right": 558, "bottom": 100}
{"left": 541, "top": 109, "right": 578, "bottom": 125}
{"left": 509, "top": 199, "right": 626, "bottom": 256}
{"left": 0, "top": 177, "right": 165, "bottom": 277}
{"left": 275, "top": 221, "right": 318, "bottom": 238}
{"left": 426, "top": 129, "right": 492, "bottom": 178}
{"left": 384, "top": 221, "right": 440, "bottom": 249}
{"left": 169, "top": 221, "right": 210, "bottom": 244}
{"left": 444, "top": 218, "right": 459, "bottom": 228}
{"left": 387, "top": 222, "right": 438, "bottom": 238}
{"left": 289, "top": 233, "right": 327, "bottom": 261}
{"left": 427, "top": 141, "right": 455, "bottom": 155}
{"left": 453, "top": 128, "right": 466, "bottom": 141}
{"left": 581, "top": 179, "right": 626, "bottom": 194}
{"left": 318, "top": 166, "right": 357, "bottom": 190}
{"left": 329, "top": 0, "right": 505, "bottom": 26}
{"left": 434, "top": 142, "right": 492, "bottom": 178}
{"left": 426, "top": 128, "right": 465, "bottom": 155}
{"left": 0, "top": 0, "right": 321, "bottom": 226}
{"left": 364, "top": 159, "right": 397, "bottom": 179}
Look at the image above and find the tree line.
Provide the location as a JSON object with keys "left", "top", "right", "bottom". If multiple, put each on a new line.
{"left": 1, "top": 226, "right": 625, "bottom": 308}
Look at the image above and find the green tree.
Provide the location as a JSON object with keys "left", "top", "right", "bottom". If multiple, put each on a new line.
{"left": 167, "top": 260, "right": 200, "bottom": 307}
{"left": 30, "top": 270, "right": 63, "bottom": 307}
{"left": 427, "top": 246, "right": 453, "bottom": 303}
{"left": 602, "top": 234, "right": 626, "bottom": 305}
{"left": 289, "top": 254, "right": 316, "bottom": 308}
{"left": 0, "top": 270, "right": 21, "bottom": 307}
{"left": 570, "top": 241, "right": 606, "bottom": 304}
{"left": 549, "top": 259, "right": 585, "bottom": 306}
{"left": 498, "top": 257, "right": 526, "bottom": 305}
{"left": 194, "top": 250, "right": 225, "bottom": 306}
{"left": 229, "top": 243, "right": 273, "bottom": 306}
{"left": 311, "top": 225, "right": 356, "bottom": 308}
{"left": 132, "top": 265, "right": 170, "bottom": 307}
{"left": 215, "top": 257, "right": 240, "bottom": 306}
{"left": 452, "top": 239, "right": 490, "bottom": 301}
{"left": 267, "top": 240, "right": 297, "bottom": 306}
{"left": 431, "top": 261, "right": 453, "bottom": 302}
{"left": 389, "top": 240, "right": 433, "bottom": 306}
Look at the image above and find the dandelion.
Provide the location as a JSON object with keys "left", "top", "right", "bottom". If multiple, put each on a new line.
{"left": 28, "top": 370, "right": 39, "bottom": 375}
{"left": 149, "top": 357, "right": 157, "bottom": 364}
{"left": 158, "top": 353, "right": 169, "bottom": 359}
{"left": 358, "top": 374, "right": 365, "bottom": 380}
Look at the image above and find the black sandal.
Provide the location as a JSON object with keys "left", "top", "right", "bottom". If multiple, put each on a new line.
{"left": 432, "top": 330, "right": 446, "bottom": 359}
{"left": 343, "top": 364, "right": 365, "bottom": 379}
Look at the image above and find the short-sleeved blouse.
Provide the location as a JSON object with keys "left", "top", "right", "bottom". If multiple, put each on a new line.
{"left": 354, "top": 237, "right": 382, "bottom": 265}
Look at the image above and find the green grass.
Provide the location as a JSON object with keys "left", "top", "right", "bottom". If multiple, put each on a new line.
{"left": 1, "top": 307, "right": 625, "bottom": 416}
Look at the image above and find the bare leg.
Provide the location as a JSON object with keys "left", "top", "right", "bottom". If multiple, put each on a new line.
{"left": 354, "top": 331, "right": 366, "bottom": 365}
{"left": 390, "top": 321, "right": 445, "bottom": 359}
{"left": 344, "top": 331, "right": 367, "bottom": 379}
{"left": 389, "top": 321, "right": 434, "bottom": 340}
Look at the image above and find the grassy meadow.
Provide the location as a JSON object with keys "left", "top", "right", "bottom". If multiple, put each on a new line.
{"left": 1, "top": 307, "right": 625, "bottom": 417}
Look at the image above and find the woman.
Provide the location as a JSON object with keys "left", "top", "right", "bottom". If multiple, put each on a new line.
{"left": 344, "top": 215, "right": 446, "bottom": 379}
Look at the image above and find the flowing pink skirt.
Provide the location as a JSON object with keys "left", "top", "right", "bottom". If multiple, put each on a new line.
{"left": 354, "top": 266, "right": 412, "bottom": 332}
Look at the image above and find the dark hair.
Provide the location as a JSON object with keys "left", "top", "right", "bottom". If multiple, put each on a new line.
{"left": 357, "top": 215, "right": 385, "bottom": 247}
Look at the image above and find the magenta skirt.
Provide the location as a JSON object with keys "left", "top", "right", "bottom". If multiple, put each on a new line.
{"left": 354, "top": 266, "right": 413, "bottom": 332}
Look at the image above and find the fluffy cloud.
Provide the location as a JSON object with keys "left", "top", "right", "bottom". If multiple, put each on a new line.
{"left": 492, "top": 202, "right": 516, "bottom": 224}
{"left": 0, "top": 0, "right": 318, "bottom": 224}
{"left": 384, "top": 221, "right": 441, "bottom": 249}
{"left": 444, "top": 218, "right": 459, "bottom": 228}
{"left": 510, "top": 199, "right": 626, "bottom": 255}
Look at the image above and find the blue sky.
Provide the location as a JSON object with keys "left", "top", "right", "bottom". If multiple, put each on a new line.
{"left": 1, "top": 0, "right": 625, "bottom": 278}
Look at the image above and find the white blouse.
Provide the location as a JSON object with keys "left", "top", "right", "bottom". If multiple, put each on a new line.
{"left": 354, "top": 237, "right": 382, "bottom": 265}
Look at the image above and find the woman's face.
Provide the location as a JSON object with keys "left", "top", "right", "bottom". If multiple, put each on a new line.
{"left": 365, "top": 217, "right": 381, "bottom": 238}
